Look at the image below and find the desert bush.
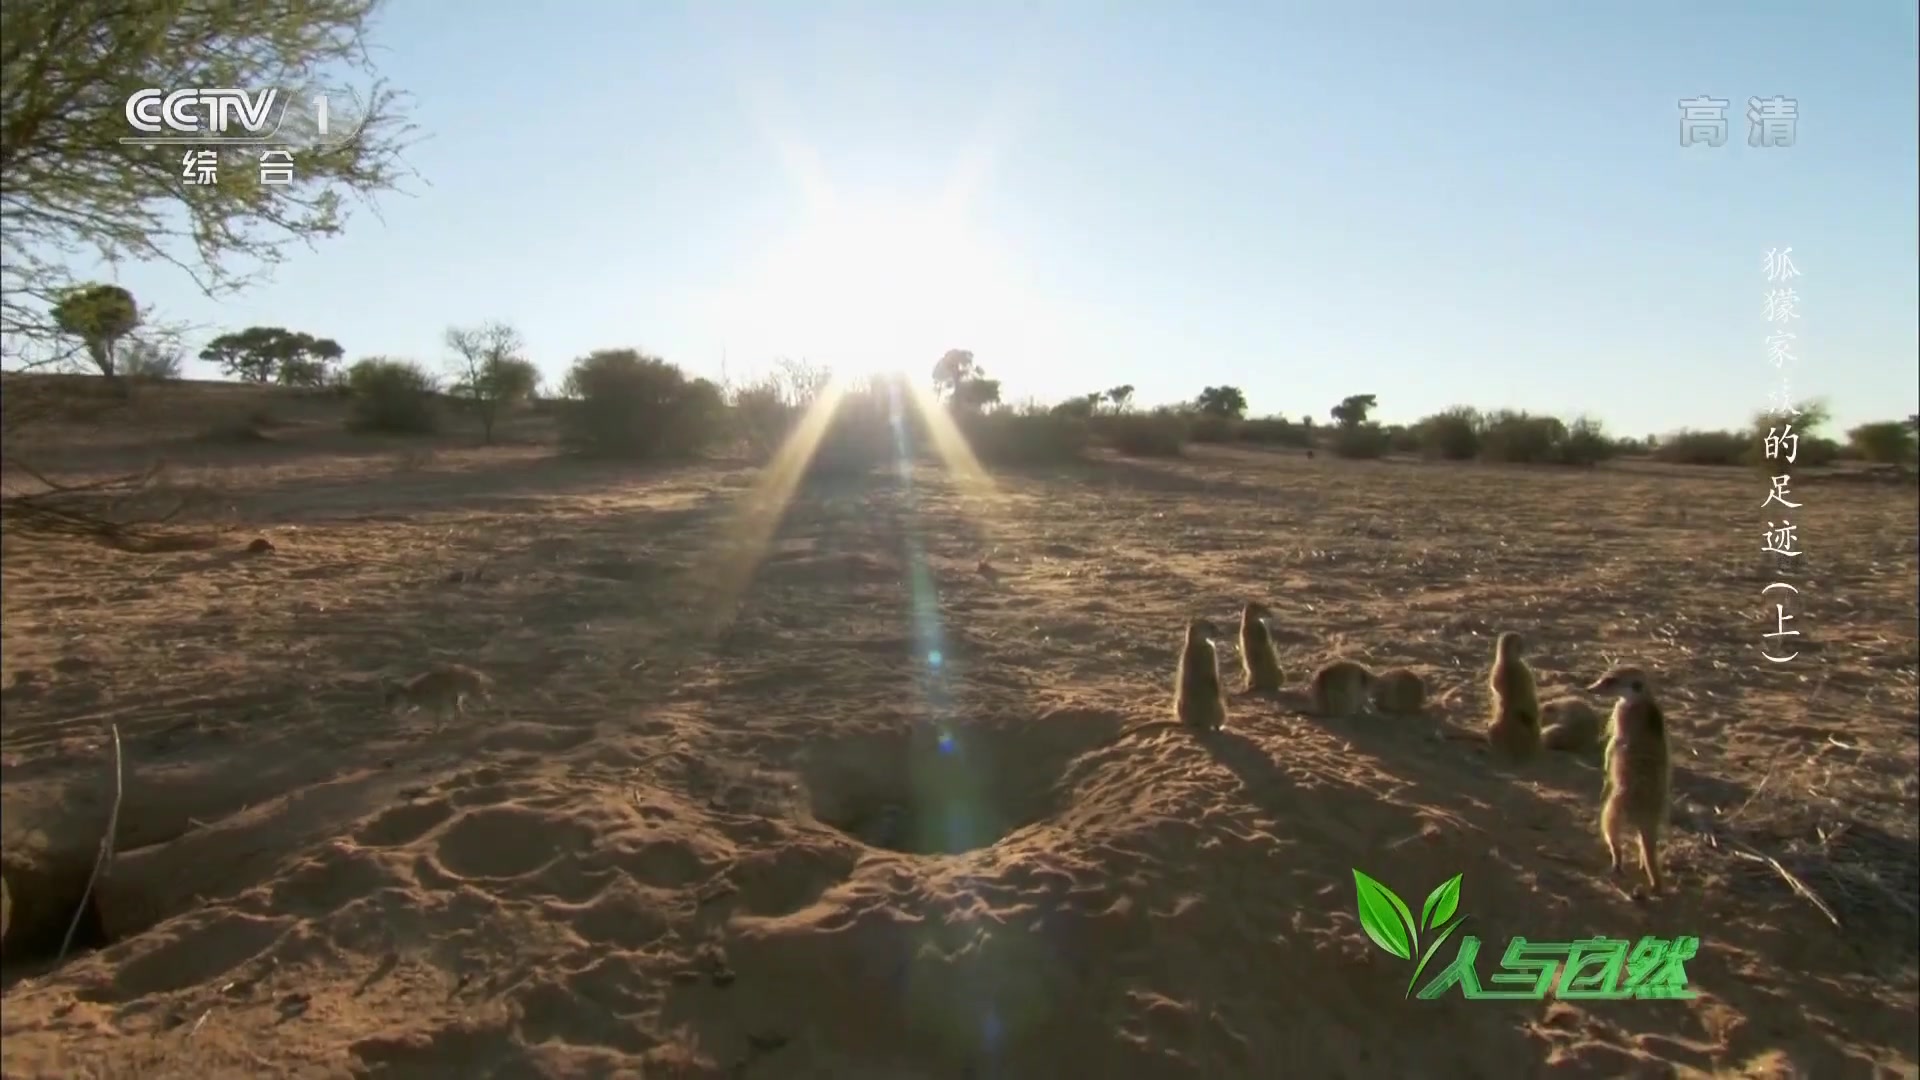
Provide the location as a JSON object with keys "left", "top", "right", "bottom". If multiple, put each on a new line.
{"left": 1238, "top": 416, "right": 1311, "bottom": 447}
{"left": 806, "top": 379, "right": 903, "bottom": 476}
{"left": 1796, "top": 435, "right": 1842, "bottom": 467}
{"left": 346, "top": 357, "right": 438, "bottom": 434}
{"left": 958, "top": 407, "right": 1091, "bottom": 466}
{"left": 1651, "top": 428, "right": 1747, "bottom": 466}
{"left": 119, "top": 338, "right": 183, "bottom": 380}
{"left": 1846, "top": 421, "right": 1918, "bottom": 466}
{"left": 1187, "top": 413, "right": 1236, "bottom": 444}
{"left": 1095, "top": 409, "right": 1189, "bottom": 457}
{"left": 1558, "top": 416, "right": 1616, "bottom": 466}
{"left": 1384, "top": 424, "right": 1418, "bottom": 454}
{"left": 1476, "top": 410, "right": 1567, "bottom": 464}
{"left": 1666, "top": 408, "right": 1845, "bottom": 470}
{"left": 1412, "top": 407, "right": 1481, "bottom": 460}
{"left": 732, "top": 377, "right": 797, "bottom": 461}
{"left": 1330, "top": 422, "right": 1389, "bottom": 459}
{"left": 558, "top": 349, "right": 725, "bottom": 458}
{"left": 728, "top": 359, "right": 833, "bottom": 462}
{"left": 1049, "top": 394, "right": 1104, "bottom": 420}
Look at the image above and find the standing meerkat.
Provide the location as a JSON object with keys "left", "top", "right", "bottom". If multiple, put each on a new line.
{"left": 1369, "top": 667, "right": 1427, "bottom": 715}
{"left": 1592, "top": 665, "right": 1672, "bottom": 894}
{"left": 385, "top": 663, "right": 496, "bottom": 731}
{"left": 1309, "top": 659, "right": 1376, "bottom": 718}
{"left": 1239, "top": 601, "right": 1285, "bottom": 693}
{"left": 1174, "top": 618, "right": 1228, "bottom": 732}
{"left": 1486, "top": 631, "right": 1542, "bottom": 763}
{"left": 1541, "top": 696, "right": 1607, "bottom": 753}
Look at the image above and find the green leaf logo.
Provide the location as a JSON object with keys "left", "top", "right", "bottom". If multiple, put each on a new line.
{"left": 1420, "top": 872, "right": 1461, "bottom": 933}
{"left": 1352, "top": 869, "right": 1417, "bottom": 961}
{"left": 1354, "top": 869, "right": 1472, "bottom": 998}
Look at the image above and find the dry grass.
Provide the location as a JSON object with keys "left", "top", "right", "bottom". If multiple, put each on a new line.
{"left": 0, "top": 377, "right": 1915, "bottom": 1078}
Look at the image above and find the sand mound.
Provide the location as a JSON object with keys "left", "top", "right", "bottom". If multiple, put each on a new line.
{"left": 3, "top": 444, "right": 1915, "bottom": 1077}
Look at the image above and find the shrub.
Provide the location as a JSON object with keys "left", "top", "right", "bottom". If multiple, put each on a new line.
{"left": 1095, "top": 409, "right": 1189, "bottom": 457}
{"left": 1653, "top": 418, "right": 1847, "bottom": 469}
{"left": 1476, "top": 410, "right": 1566, "bottom": 464}
{"left": 346, "top": 357, "right": 439, "bottom": 434}
{"left": 558, "top": 349, "right": 726, "bottom": 458}
{"left": 1187, "top": 413, "right": 1235, "bottom": 444}
{"left": 731, "top": 377, "right": 799, "bottom": 461}
{"left": 1797, "top": 435, "right": 1841, "bottom": 467}
{"left": 1551, "top": 417, "right": 1613, "bottom": 466}
{"left": 1845, "top": 421, "right": 1918, "bottom": 466}
{"left": 1384, "top": 424, "right": 1419, "bottom": 454}
{"left": 1330, "top": 422, "right": 1389, "bottom": 459}
{"left": 1651, "top": 429, "right": 1748, "bottom": 466}
{"left": 120, "top": 338, "right": 183, "bottom": 380}
{"left": 1748, "top": 403, "right": 1839, "bottom": 468}
{"left": 1049, "top": 396, "right": 1098, "bottom": 420}
{"left": 958, "top": 407, "right": 1091, "bottom": 466}
{"left": 1238, "top": 416, "right": 1311, "bottom": 447}
{"left": 1412, "top": 407, "right": 1481, "bottom": 460}
{"left": 806, "top": 379, "right": 902, "bottom": 476}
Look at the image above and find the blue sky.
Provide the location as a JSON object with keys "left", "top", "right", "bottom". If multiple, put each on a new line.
{"left": 69, "top": 1, "right": 1920, "bottom": 437}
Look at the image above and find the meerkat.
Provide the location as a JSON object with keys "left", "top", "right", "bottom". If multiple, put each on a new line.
{"left": 1309, "top": 659, "right": 1376, "bottom": 718}
{"left": 385, "top": 663, "right": 495, "bottom": 731}
{"left": 1592, "top": 665, "right": 1672, "bottom": 894}
{"left": 1173, "top": 617, "right": 1228, "bottom": 732}
{"left": 1540, "top": 696, "right": 1607, "bottom": 753}
{"left": 1239, "top": 601, "right": 1285, "bottom": 693}
{"left": 1369, "top": 667, "right": 1427, "bottom": 715}
{"left": 1485, "top": 631, "right": 1542, "bottom": 763}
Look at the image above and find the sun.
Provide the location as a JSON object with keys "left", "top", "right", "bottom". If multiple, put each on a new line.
{"left": 731, "top": 198, "right": 999, "bottom": 384}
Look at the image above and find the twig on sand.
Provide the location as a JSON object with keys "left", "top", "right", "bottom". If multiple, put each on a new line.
{"left": 1728, "top": 840, "right": 1842, "bottom": 929}
{"left": 1724, "top": 766, "right": 1775, "bottom": 822}
{"left": 57, "top": 723, "right": 123, "bottom": 964}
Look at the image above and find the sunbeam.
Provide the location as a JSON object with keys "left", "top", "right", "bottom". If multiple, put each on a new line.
{"left": 694, "top": 377, "right": 853, "bottom": 638}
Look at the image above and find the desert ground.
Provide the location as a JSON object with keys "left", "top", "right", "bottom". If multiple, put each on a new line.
{"left": 2, "top": 377, "right": 1916, "bottom": 1079}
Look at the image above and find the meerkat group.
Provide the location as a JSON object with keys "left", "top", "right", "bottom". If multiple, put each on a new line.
{"left": 1168, "top": 601, "right": 1436, "bottom": 727}
{"left": 1166, "top": 607, "right": 1679, "bottom": 893}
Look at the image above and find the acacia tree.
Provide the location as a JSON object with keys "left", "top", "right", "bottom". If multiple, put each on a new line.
{"left": 1195, "top": 385, "right": 1247, "bottom": 419}
{"left": 0, "top": 0, "right": 418, "bottom": 364}
{"left": 1331, "top": 393, "right": 1379, "bottom": 427}
{"left": 198, "top": 326, "right": 343, "bottom": 385}
{"left": 50, "top": 283, "right": 140, "bottom": 378}
{"left": 931, "top": 349, "right": 977, "bottom": 401}
{"left": 952, "top": 376, "right": 1002, "bottom": 411}
{"left": 1106, "top": 384, "right": 1135, "bottom": 412}
{"left": 444, "top": 321, "right": 537, "bottom": 442}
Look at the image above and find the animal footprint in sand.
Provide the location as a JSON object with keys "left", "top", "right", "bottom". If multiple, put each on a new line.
{"left": 1352, "top": 868, "right": 1469, "bottom": 998}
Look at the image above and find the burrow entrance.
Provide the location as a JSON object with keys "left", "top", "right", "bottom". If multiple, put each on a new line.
{"left": 1, "top": 853, "right": 118, "bottom": 980}
{"left": 800, "top": 712, "right": 1120, "bottom": 856}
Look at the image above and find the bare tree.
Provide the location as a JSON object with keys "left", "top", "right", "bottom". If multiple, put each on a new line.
{"left": 444, "top": 322, "right": 536, "bottom": 442}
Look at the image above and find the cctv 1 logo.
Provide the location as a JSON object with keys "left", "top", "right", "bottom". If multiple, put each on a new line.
{"left": 122, "top": 86, "right": 369, "bottom": 150}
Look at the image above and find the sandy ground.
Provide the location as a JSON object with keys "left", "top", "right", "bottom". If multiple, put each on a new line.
{"left": 2, "top": 383, "right": 1917, "bottom": 1078}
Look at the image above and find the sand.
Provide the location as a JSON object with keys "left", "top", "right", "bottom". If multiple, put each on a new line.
{"left": 2, "top": 379, "right": 1916, "bottom": 1078}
